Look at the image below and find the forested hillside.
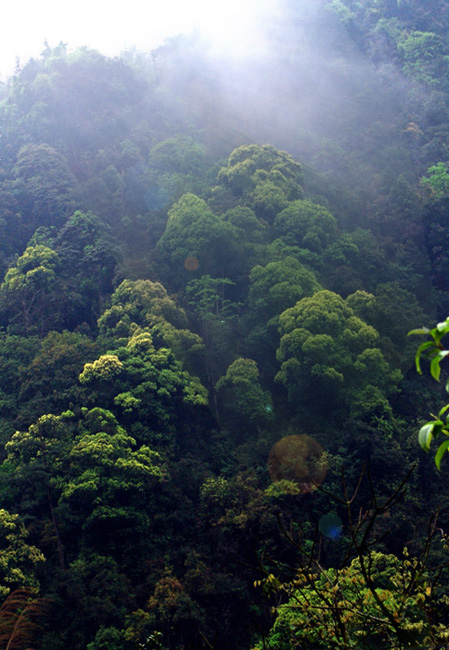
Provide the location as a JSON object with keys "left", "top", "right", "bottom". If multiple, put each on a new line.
{"left": 2, "top": 1, "right": 449, "bottom": 648}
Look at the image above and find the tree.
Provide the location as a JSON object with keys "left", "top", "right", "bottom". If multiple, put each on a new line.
{"left": 0, "top": 333, "right": 41, "bottom": 442}
{"left": 273, "top": 200, "right": 338, "bottom": 253}
{"left": 58, "top": 408, "right": 165, "bottom": 553}
{"left": 147, "top": 134, "right": 210, "bottom": 208}
{"left": 185, "top": 275, "right": 240, "bottom": 390}
{"left": 421, "top": 196, "right": 449, "bottom": 315}
{"left": 215, "top": 358, "right": 273, "bottom": 441}
{"left": 0, "top": 245, "right": 59, "bottom": 335}
{"left": 97, "top": 279, "right": 204, "bottom": 372}
{"left": 5, "top": 412, "right": 76, "bottom": 570}
{"left": 255, "top": 470, "right": 449, "bottom": 650}
{"left": 250, "top": 180, "right": 290, "bottom": 222}
{"left": 5, "top": 407, "right": 165, "bottom": 567}
{"left": 157, "top": 193, "right": 240, "bottom": 280}
{"left": 17, "top": 330, "right": 99, "bottom": 425}
{"left": 258, "top": 546, "right": 448, "bottom": 650}
{"left": 243, "top": 257, "right": 322, "bottom": 372}
{"left": 276, "top": 290, "right": 402, "bottom": 415}
{"left": 13, "top": 143, "right": 75, "bottom": 229}
{"left": 53, "top": 210, "right": 117, "bottom": 327}
{"left": 79, "top": 330, "right": 209, "bottom": 453}
{"left": 398, "top": 30, "right": 449, "bottom": 86}
{"left": 98, "top": 279, "right": 189, "bottom": 335}
{"left": 217, "top": 144, "right": 302, "bottom": 202}
{"left": 0, "top": 511, "right": 44, "bottom": 599}
{"left": 221, "top": 206, "right": 267, "bottom": 244}
{"left": 346, "top": 282, "right": 428, "bottom": 371}
{"left": 246, "top": 257, "right": 321, "bottom": 326}
{"left": 421, "top": 162, "right": 449, "bottom": 198}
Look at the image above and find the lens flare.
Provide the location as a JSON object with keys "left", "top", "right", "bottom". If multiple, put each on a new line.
{"left": 268, "top": 434, "right": 327, "bottom": 493}
{"left": 319, "top": 513, "right": 343, "bottom": 539}
{"left": 184, "top": 256, "right": 199, "bottom": 271}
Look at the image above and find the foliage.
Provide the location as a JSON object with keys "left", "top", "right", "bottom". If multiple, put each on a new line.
{"left": 1, "top": 9, "right": 449, "bottom": 647}
{"left": 421, "top": 162, "right": 449, "bottom": 198}
{"left": 273, "top": 199, "right": 338, "bottom": 252}
{"left": 0, "top": 511, "right": 44, "bottom": 599}
{"left": 409, "top": 317, "right": 449, "bottom": 467}
{"left": 158, "top": 193, "right": 240, "bottom": 279}
{"left": 215, "top": 358, "right": 273, "bottom": 439}
{"left": 247, "top": 257, "right": 321, "bottom": 326}
{"left": 398, "top": 30, "right": 449, "bottom": 86}
{"left": 259, "top": 551, "right": 445, "bottom": 650}
{"left": 13, "top": 143, "right": 75, "bottom": 229}
{"left": 0, "top": 589, "right": 48, "bottom": 650}
{"left": 276, "top": 290, "right": 402, "bottom": 413}
{"left": 255, "top": 470, "right": 449, "bottom": 650}
{"left": 0, "top": 245, "right": 59, "bottom": 335}
{"left": 217, "top": 144, "right": 302, "bottom": 205}
{"left": 97, "top": 279, "right": 205, "bottom": 374}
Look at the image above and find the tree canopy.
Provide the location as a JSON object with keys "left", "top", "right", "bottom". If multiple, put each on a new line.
{"left": 0, "top": 6, "right": 449, "bottom": 647}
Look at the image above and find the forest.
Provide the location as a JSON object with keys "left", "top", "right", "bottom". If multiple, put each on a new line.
{"left": 2, "top": 0, "right": 449, "bottom": 648}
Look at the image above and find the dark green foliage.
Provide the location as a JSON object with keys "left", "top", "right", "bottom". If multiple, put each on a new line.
{"left": 215, "top": 358, "right": 274, "bottom": 441}
{"left": 0, "top": 9, "right": 449, "bottom": 648}
{"left": 217, "top": 144, "right": 303, "bottom": 223}
{"left": 17, "top": 330, "right": 99, "bottom": 423}
{"left": 0, "top": 245, "right": 60, "bottom": 335}
{"left": 158, "top": 193, "right": 240, "bottom": 281}
{"left": 242, "top": 256, "right": 322, "bottom": 373}
{"left": 0, "top": 210, "right": 118, "bottom": 334}
{"left": 247, "top": 257, "right": 321, "bottom": 325}
{"left": 273, "top": 200, "right": 337, "bottom": 252}
{"left": 78, "top": 330, "right": 209, "bottom": 453}
{"left": 147, "top": 135, "right": 211, "bottom": 207}
{"left": 13, "top": 143, "right": 76, "bottom": 229}
{"left": 276, "top": 290, "right": 402, "bottom": 416}
{"left": 98, "top": 278, "right": 204, "bottom": 373}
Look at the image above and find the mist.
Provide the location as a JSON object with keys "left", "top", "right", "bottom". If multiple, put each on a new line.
{"left": 2, "top": 2, "right": 449, "bottom": 648}
{"left": 139, "top": 0, "right": 415, "bottom": 194}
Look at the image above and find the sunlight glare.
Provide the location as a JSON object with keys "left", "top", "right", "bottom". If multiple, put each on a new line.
{"left": 189, "top": 0, "right": 280, "bottom": 58}
{"left": 0, "top": 0, "right": 281, "bottom": 79}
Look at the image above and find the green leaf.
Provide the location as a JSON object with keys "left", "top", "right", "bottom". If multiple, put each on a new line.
{"left": 436, "top": 320, "right": 449, "bottom": 333}
{"left": 414, "top": 341, "right": 437, "bottom": 373}
{"left": 430, "top": 350, "right": 449, "bottom": 381}
{"left": 439, "top": 403, "right": 449, "bottom": 419}
{"left": 418, "top": 423, "right": 434, "bottom": 452}
{"left": 432, "top": 422, "right": 444, "bottom": 437}
{"left": 435, "top": 439, "right": 449, "bottom": 469}
{"left": 408, "top": 328, "right": 431, "bottom": 336}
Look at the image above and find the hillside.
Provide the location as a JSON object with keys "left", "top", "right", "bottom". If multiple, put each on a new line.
{"left": 1, "top": 1, "right": 449, "bottom": 648}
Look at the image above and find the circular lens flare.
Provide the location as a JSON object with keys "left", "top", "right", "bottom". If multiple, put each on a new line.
{"left": 319, "top": 513, "right": 343, "bottom": 539}
{"left": 184, "top": 256, "right": 199, "bottom": 271}
{"left": 268, "top": 434, "right": 327, "bottom": 493}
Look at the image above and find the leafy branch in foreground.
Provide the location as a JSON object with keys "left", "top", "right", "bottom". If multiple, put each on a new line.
{"left": 409, "top": 317, "right": 449, "bottom": 467}
{"left": 254, "top": 469, "right": 449, "bottom": 650}
{"left": 0, "top": 588, "right": 48, "bottom": 650}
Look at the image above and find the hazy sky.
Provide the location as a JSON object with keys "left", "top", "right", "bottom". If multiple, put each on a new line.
{"left": 1, "top": 0, "right": 280, "bottom": 79}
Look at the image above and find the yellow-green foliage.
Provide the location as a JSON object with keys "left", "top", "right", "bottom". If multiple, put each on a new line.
{"left": 257, "top": 550, "right": 447, "bottom": 650}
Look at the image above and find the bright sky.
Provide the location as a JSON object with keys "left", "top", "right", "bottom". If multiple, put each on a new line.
{"left": 0, "top": 0, "right": 280, "bottom": 79}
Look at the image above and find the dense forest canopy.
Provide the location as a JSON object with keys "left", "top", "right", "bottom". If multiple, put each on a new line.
{"left": 2, "top": 1, "right": 449, "bottom": 648}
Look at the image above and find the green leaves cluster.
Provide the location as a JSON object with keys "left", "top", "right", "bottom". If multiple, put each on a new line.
{"left": 410, "top": 317, "right": 449, "bottom": 467}
{"left": 421, "top": 162, "right": 449, "bottom": 198}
